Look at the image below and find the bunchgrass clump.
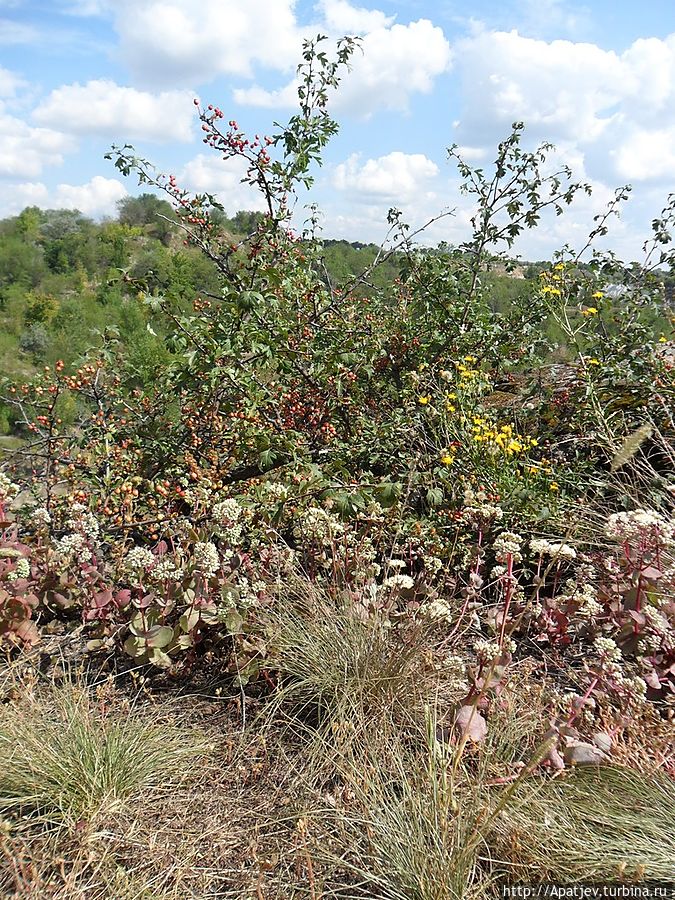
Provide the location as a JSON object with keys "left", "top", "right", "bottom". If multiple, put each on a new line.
{"left": 0, "top": 681, "right": 203, "bottom": 829}
{"left": 266, "top": 577, "right": 432, "bottom": 739}
{"left": 493, "top": 765, "right": 675, "bottom": 884}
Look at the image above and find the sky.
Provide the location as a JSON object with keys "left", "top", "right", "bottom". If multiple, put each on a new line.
{"left": 1, "top": 0, "right": 675, "bottom": 260}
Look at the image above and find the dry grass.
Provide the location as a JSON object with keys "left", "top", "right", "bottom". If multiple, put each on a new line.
{"left": 0, "top": 680, "right": 202, "bottom": 831}
{"left": 0, "top": 607, "right": 673, "bottom": 898}
{"left": 492, "top": 765, "right": 675, "bottom": 883}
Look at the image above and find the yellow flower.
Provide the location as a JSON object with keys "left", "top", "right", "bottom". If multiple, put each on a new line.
{"left": 542, "top": 286, "right": 561, "bottom": 296}
{"left": 554, "top": 262, "right": 565, "bottom": 271}
{"left": 418, "top": 395, "right": 430, "bottom": 405}
{"left": 582, "top": 307, "right": 598, "bottom": 317}
{"left": 587, "top": 358, "right": 600, "bottom": 365}
{"left": 440, "top": 454, "right": 455, "bottom": 466}
{"left": 658, "top": 335, "right": 667, "bottom": 344}
{"left": 549, "top": 481, "right": 559, "bottom": 492}
{"left": 592, "top": 291, "right": 604, "bottom": 299}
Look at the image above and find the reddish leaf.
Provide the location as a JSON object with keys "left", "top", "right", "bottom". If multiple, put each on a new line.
{"left": 454, "top": 705, "right": 488, "bottom": 743}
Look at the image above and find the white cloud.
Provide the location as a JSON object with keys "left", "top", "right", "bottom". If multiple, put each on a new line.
{"left": 515, "top": 0, "right": 591, "bottom": 39}
{"left": 178, "top": 154, "right": 267, "bottom": 214}
{"left": 0, "top": 17, "right": 38, "bottom": 44}
{"left": 236, "top": 18, "right": 452, "bottom": 118}
{"left": 315, "top": 0, "right": 395, "bottom": 33}
{"left": 233, "top": 82, "right": 298, "bottom": 109}
{"left": 33, "top": 80, "right": 195, "bottom": 142}
{"left": 454, "top": 29, "right": 675, "bottom": 193}
{"left": 0, "top": 104, "right": 74, "bottom": 179}
{"left": 613, "top": 127, "right": 675, "bottom": 182}
{"left": 455, "top": 30, "right": 623, "bottom": 144}
{"left": 333, "top": 151, "right": 439, "bottom": 201}
{"left": 53, "top": 175, "right": 128, "bottom": 216}
{"left": 0, "top": 65, "right": 23, "bottom": 97}
{"left": 336, "top": 19, "right": 452, "bottom": 115}
{"left": 112, "top": 0, "right": 301, "bottom": 86}
{"left": 0, "top": 176, "right": 127, "bottom": 217}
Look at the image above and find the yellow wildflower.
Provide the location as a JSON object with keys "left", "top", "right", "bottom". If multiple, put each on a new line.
{"left": 592, "top": 291, "right": 604, "bottom": 299}
{"left": 549, "top": 482, "right": 560, "bottom": 492}
{"left": 582, "top": 307, "right": 598, "bottom": 316}
{"left": 440, "top": 454, "right": 455, "bottom": 466}
{"left": 587, "top": 358, "right": 600, "bottom": 366}
{"left": 418, "top": 395, "right": 430, "bottom": 405}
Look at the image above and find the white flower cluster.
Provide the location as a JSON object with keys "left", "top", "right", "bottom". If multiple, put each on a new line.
{"left": 606, "top": 509, "right": 675, "bottom": 545}
{"left": 193, "top": 541, "right": 220, "bottom": 578}
{"left": 263, "top": 482, "right": 288, "bottom": 500}
{"left": 643, "top": 606, "right": 674, "bottom": 650}
{"left": 125, "top": 546, "right": 155, "bottom": 573}
{"left": 462, "top": 504, "right": 504, "bottom": 528}
{"left": 53, "top": 532, "right": 92, "bottom": 566}
{"left": 424, "top": 555, "right": 443, "bottom": 576}
{"left": 612, "top": 670, "right": 648, "bottom": 704}
{"left": 212, "top": 499, "right": 244, "bottom": 545}
{"left": 474, "top": 638, "right": 502, "bottom": 661}
{"left": 182, "top": 483, "right": 213, "bottom": 506}
{"left": 67, "top": 503, "right": 100, "bottom": 543}
{"left": 382, "top": 573, "right": 415, "bottom": 591}
{"left": 426, "top": 596, "right": 454, "bottom": 623}
{"left": 576, "top": 584, "right": 602, "bottom": 617}
{"left": 0, "top": 472, "right": 19, "bottom": 503}
{"left": 293, "top": 507, "right": 344, "bottom": 543}
{"left": 461, "top": 486, "right": 504, "bottom": 528}
{"left": 31, "top": 507, "right": 52, "bottom": 527}
{"left": 235, "top": 574, "right": 266, "bottom": 607}
{"left": 7, "top": 556, "right": 30, "bottom": 582}
{"left": 594, "top": 636, "right": 622, "bottom": 665}
{"left": 212, "top": 498, "right": 242, "bottom": 526}
{"left": 151, "top": 558, "right": 182, "bottom": 582}
{"left": 494, "top": 531, "right": 524, "bottom": 564}
{"left": 530, "top": 539, "right": 577, "bottom": 561}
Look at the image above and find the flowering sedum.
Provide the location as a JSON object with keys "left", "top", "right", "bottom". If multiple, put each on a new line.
{"left": 193, "top": 541, "right": 220, "bottom": 578}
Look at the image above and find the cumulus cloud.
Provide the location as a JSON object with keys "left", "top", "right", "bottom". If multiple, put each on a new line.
{"left": 333, "top": 151, "right": 439, "bottom": 201}
{"left": 455, "top": 30, "right": 623, "bottom": 144}
{"left": 0, "top": 175, "right": 127, "bottom": 218}
{"left": 112, "top": 0, "right": 302, "bottom": 86}
{"left": 33, "top": 80, "right": 195, "bottom": 142}
{"left": 316, "top": 0, "right": 395, "bottom": 33}
{"left": 178, "top": 154, "right": 267, "bottom": 213}
{"left": 0, "top": 105, "right": 74, "bottom": 179}
{"left": 236, "top": 18, "right": 452, "bottom": 118}
{"left": 335, "top": 19, "right": 452, "bottom": 115}
{"left": 453, "top": 29, "right": 675, "bottom": 189}
{"left": 613, "top": 127, "right": 675, "bottom": 182}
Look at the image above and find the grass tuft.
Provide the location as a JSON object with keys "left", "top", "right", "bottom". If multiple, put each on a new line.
{"left": 0, "top": 681, "right": 202, "bottom": 829}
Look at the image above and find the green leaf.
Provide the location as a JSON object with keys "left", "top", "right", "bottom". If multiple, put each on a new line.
{"left": 144, "top": 625, "right": 175, "bottom": 648}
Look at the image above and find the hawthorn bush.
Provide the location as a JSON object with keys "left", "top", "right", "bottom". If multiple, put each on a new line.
{"left": 1, "top": 36, "right": 674, "bottom": 745}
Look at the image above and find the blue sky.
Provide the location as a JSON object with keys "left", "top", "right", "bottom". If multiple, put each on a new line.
{"left": 1, "top": 0, "right": 675, "bottom": 260}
